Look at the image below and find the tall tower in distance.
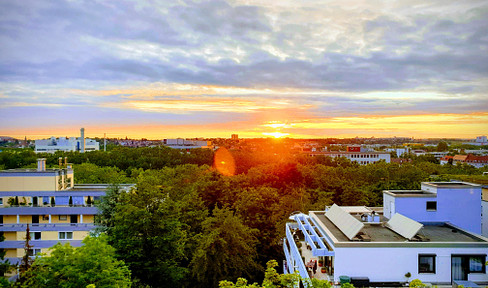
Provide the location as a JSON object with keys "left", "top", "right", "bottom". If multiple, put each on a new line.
{"left": 80, "top": 127, "right": 85, "bottom": 153}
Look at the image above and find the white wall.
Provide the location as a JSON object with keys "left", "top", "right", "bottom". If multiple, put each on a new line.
{"left": 334, "top": 246, "right": 488, "bottom": 284}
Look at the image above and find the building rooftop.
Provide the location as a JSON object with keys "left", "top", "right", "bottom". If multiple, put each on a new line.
{"left": 0, "top": 168, "right": 70, "bottom": 174}
{"left": 384, "top": 190, "right": 436, "bottom": 197}
{"left": 424, "top": 182, "right": 480, "bottom": 188}
{"left": 312, "top": 211, "right": 487, "bottom": 244}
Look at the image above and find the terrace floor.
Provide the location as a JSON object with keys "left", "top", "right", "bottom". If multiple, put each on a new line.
{"left": 299, "top": 241, "right": 333, "bottom": 282}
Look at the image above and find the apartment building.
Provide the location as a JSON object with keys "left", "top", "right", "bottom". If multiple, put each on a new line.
{"left": 284, "top": 182, "right": 488, "bottom": 286}
{"left": 0, "top": 158, "right": 132, "bottom": 264}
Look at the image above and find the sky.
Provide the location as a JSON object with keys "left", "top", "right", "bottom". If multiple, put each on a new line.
{"left": 1, "top": 0, "right": 487, "bottom": 139}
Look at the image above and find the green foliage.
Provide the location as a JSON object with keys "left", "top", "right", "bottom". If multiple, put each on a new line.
{"left": 73, "top": 163, "right": 132, "bottom": 184}
{"left": 409, "top": 279, "right": 426, "bottom": 288}
{"left": 220, "top": 260, "right": 331, "bottom": 288}
{"left": 190, "top": 207, "right": 260, "bottom": 288}
{"left": 341, "top": 283, "right": 355, "bottom": 288}
{"left": 437, "top": 141, "right": 448, "bottom": 151}
{"left": 15, "top": 235, "right": 131, "bottom": 288}
{"left": 91, "top": 148, "right": 488, "bottom": 287}
{"left": 0, "top": 233, "right": 11, "bottom": 277}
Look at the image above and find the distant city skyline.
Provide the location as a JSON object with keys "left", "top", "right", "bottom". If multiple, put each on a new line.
{"left": 1, "top": 1, "right": 487, "bottom": 139}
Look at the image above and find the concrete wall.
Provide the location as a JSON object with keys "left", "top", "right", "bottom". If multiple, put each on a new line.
{"left": 334, "top": 246, "right": 488, "bottom": 284}
{"left": 0, "top": 175, "right": 57, "bottom": 191}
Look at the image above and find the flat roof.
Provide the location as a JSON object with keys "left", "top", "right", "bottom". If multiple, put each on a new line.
{"left": 0, "top": 168, "right": 72, "bottom": 175}
{"left": 312, "top": 212, "right": 487, "bottom": 244}
{"left": 423, "top": 182, "right": 481, "bottom": 188}
{"left": 383, "top": 190, "right": 436, "bottom": 197}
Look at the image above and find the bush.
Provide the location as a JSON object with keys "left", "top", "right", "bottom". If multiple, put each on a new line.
{"left": 341, "top": 283, "right": 355, "bottom": 288}
{"left": 409, "top": 279, "right": 426, "bottom": 288}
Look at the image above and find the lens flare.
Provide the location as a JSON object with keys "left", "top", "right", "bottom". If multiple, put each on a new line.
{"left": 213, "top": 147, "right": 236, "bottom": 176}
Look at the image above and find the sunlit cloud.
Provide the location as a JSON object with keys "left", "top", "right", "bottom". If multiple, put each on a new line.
{"left": 1, "top": 0, "right": 488, "bottom": 139}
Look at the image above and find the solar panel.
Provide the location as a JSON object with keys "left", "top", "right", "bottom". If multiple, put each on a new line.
{"left": 325, "top": 204, "right": 364, "bottom": 240}
{"left": 386, "top": 213, "right": 423, "bottom": 240}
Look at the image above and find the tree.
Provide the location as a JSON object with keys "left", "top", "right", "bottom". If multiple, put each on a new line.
{"left": 19, "top": 225, "right": 33, "bottom": 275}
{"left": 98, "top": 180, "right": 189, "bottom": 287}
{"left": 0, "top": 232, "right": 11, "bottom": 278}
{"left": 16, "top": 235, "right": 131, "bottom": 288}
{"left": 190, "top": 207, "right": 261, "bottom": 288}
{"left": 437, "top": 141, "right": 448, "bottom": 152}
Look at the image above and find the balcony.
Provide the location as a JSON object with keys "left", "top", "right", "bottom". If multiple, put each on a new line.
{"left": 0, "top": 223, "right": 96, "bottom": 231}
{"left": 0, "top": 206, "right": 98, "bottom": 215}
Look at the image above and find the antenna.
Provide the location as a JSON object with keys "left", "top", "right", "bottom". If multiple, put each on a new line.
{"left": 104, "top": 133, "right": 106, "bottom": 152}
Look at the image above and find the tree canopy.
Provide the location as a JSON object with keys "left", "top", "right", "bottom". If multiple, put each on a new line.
{"left": 15, "top": 235, "right": 131, "bottom": 288}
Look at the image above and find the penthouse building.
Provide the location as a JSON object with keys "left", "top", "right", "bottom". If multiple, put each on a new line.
{"left": 0, "top": 158, "right": 132, "bottom": 264}
{"left": 284, "top": 182, "right": 488, "bottom": 286}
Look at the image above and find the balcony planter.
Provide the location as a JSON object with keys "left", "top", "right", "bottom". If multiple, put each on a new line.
{"left": 321, "top": 267, "right": 326, "bottom": 273}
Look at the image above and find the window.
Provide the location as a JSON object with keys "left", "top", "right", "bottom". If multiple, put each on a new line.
{"left": 469, "top": 256, "right": 485, "bottom": 273}
{"left": 0, "top": 198, "right": 3, "bottom": 205}
{"left": 30, "top": 232, "right": 41, "bottom": 240}
{"left": 42, "top": 215, "right": 49, "bottom": 221}
{"left": 419, "top": 254, "right": 436, "bottom": 273}
{"left": 59, "top": 215, "right": 67, "bottom": 221}
{"left": 426, "top": 201, "right": 437, "bottom": 211}
{"left": 58, "top": 232, "right": 73, "bottom": 240}
{"left": 27, "top": 249, "right": 41, "bottom": 256}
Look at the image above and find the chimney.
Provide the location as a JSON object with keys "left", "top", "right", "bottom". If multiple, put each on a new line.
{"left": 37, "top": 158, "right": 46, "bottom": 172}
{"left": 80, "top": 127, "right": 85, "bottom": 153}
{"left": 64, "top": 157, "right": 68, "bottom": 166}
{"left": 58, "top": 157, "right": 63, "bottom": 168}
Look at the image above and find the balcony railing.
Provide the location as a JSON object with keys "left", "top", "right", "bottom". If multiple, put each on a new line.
{"left": 0, "top": 223, "right": 96, "bottom": 231}
{"left": 4, "top": 204, "right": 95, "bottom": 208}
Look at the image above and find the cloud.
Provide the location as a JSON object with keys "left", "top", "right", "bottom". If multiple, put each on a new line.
{"left": 1, "top": 0, "right": 488, "bottom": 138}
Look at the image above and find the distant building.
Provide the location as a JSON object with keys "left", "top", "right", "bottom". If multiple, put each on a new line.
{"left": 162, "top": 138, "right": 212, "bottom": 149}
{"left": 231, "top": 134, "right": 238, "bottom": 141}
{"left": 450, "top": 154, "right": 488, "bottom": 168}
{"left": 35, "top": 128, "right": 99, "bottom": 153}
{"left": 463, "top": 136, "right": 488, "bottom": 146}
{"left": 304, "top": 150, "right": 391, "bottom": 164}
{"left": 439, "top": 155, "right": 454, "bottom": 165}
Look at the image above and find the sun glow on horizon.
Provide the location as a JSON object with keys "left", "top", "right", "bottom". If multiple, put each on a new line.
{"left": 262, "top": 132, "right": 289, "bottom": 138}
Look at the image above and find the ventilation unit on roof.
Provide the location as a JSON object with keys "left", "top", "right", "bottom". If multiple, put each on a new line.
{"left": 325, "top": 204, "right": 364, "bottom": 240}
{"left": 385, "top": 213, "right": 423, "bottom": 240}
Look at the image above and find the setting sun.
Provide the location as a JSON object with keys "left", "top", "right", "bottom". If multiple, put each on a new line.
{"left": 262, "top": 132, "right": 289, "bottom": 138}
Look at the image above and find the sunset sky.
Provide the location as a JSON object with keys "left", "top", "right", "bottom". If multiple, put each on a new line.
{"left": 1, "top": 0, "right": 487, "bottom": 139}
